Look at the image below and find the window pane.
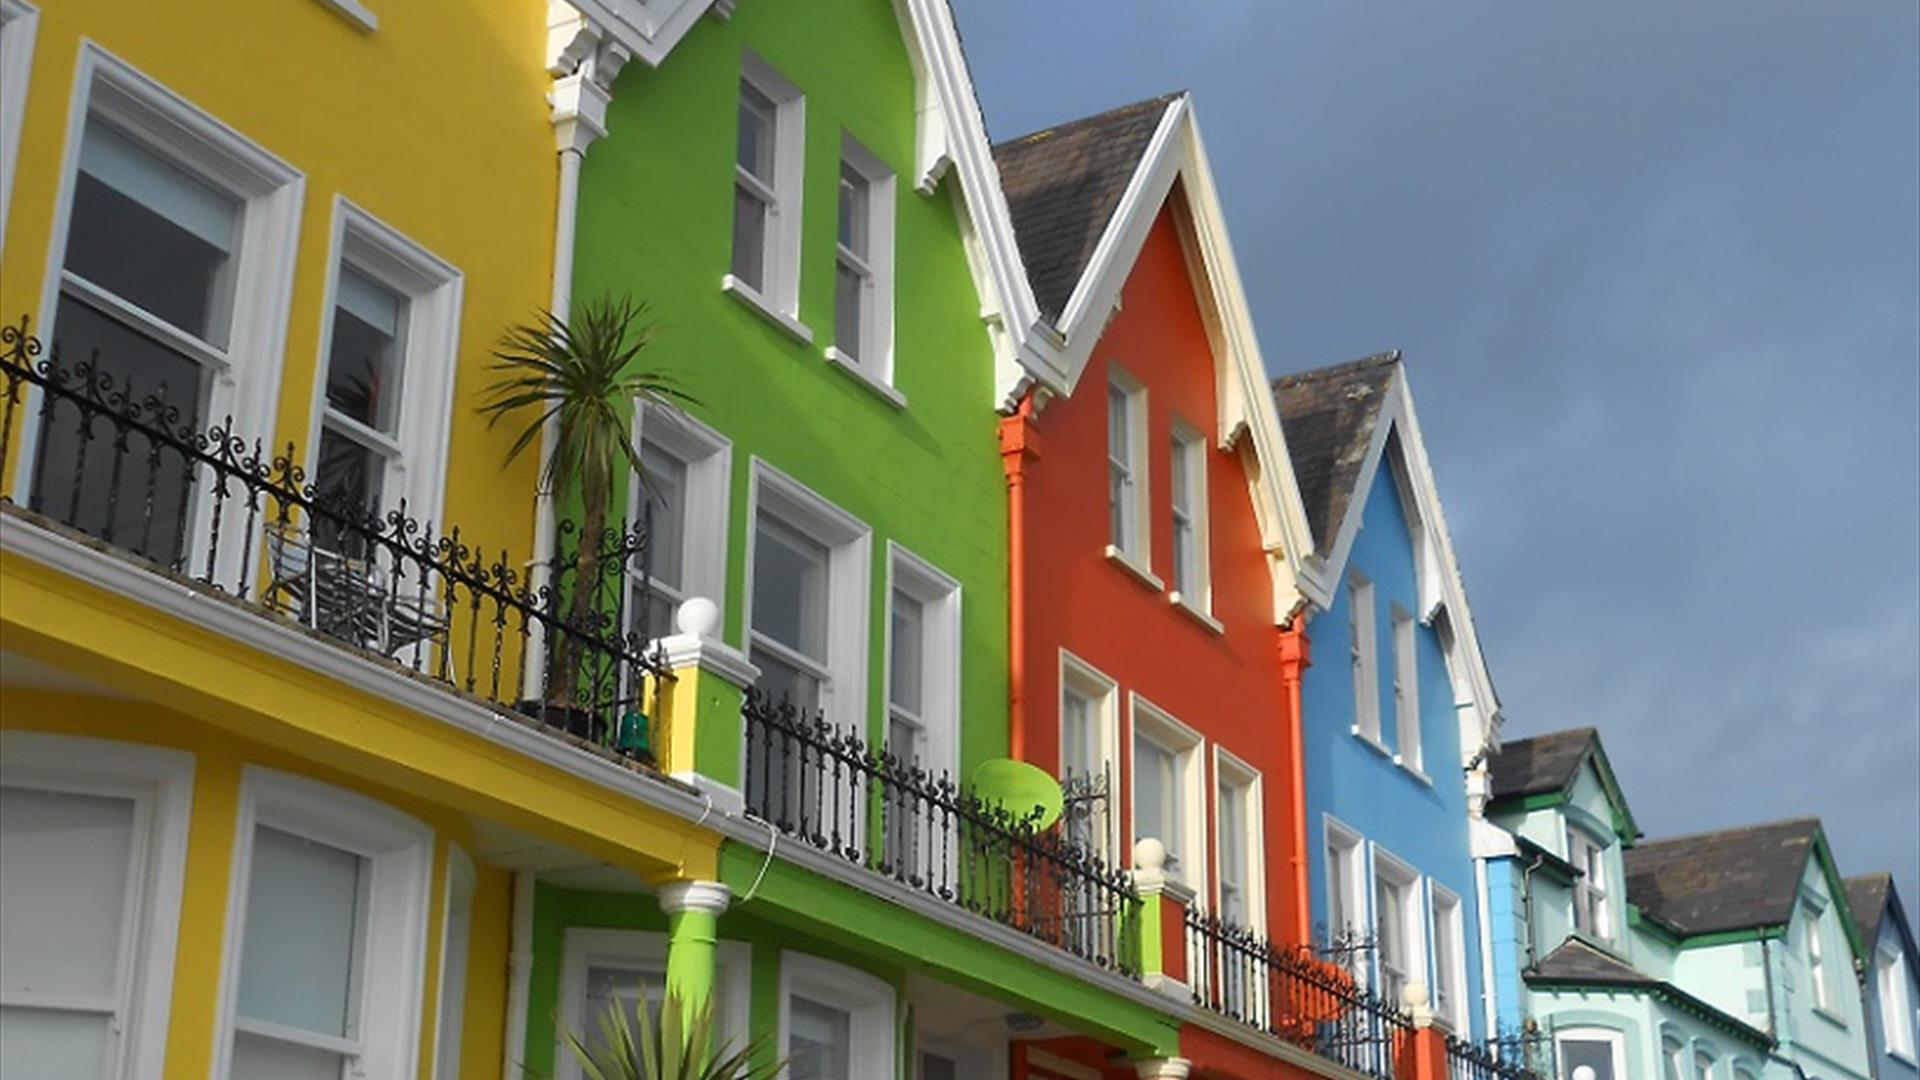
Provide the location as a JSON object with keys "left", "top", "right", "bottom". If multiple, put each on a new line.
{"left": 1561, "top": 1040, "right": 1614, "bottom": 1080}
{"left": 1061, "top": 690, "right": 1093, "bottom": 778}
{"left": 730, "top": 187, "right": 767, "bottom": 293}
{"left": 1133, "top": 734, "right": 1176, "bottom": 866}
{"left": 0, "top": 1008, "right": 111, "bottom": 1080}
{"left": 37, "top": 293, "right": 204, "bottom": 566}
{"left": 737, "top": 82, "right": 776, "bottom": 183}
{"left": 837, "top": 164, "right": 868, "bottom": 258}
{"left": 889, "top": 589, "right": 923, "bottom": 714}
{"left": 237, "top": 826, "right": 364, "bottom": 1039}
{"left": 326, "top": 267, "right": 408, "bottom": 435}
{"left": 1327, "top": 843, "right": 1353, "bottom": 939}
{"left": 0, "top": 786, "right": 135, "bottom": 1000}
{"left": 1107, "top": 384, "right": 1130, "bottom": 462}
{"left": 314, "top": 426, "right": 386, "bottom": 550}
{"left": 921, "top": 1053, "right": 958, "bottom": 1080}
{"left": 752, "top": 515, "right": 828, "bottom": 661}
{"left": 1695, "top": 1053, "right": 1714, "bottom": 1079}
{"left": 888, "top": 715, "right": 920, "bottom": 766}
{"left": 1170, "top": 437, "right": 1192, "bottom": 511}
{"left": 834, "top": 260, "right": 864, "bottom": 362}
{"left": 435, "top": 877, "right": 475, "bottom": 1080}
{"left": 1108, "top": 462, "right": 1129, "bottom": 549}
{"left": 230, "top": 1030, "right": 346, "bottom": 1080}
{"left": 751, "top": 646, "right": 821, "bottom": 712}
{"left": 1661, "top": 1043, "right": 1685, "bottom": 1080}
{"left": 69, "top": 121, "right": 237, "bottom": 344}
{"left": 1171, "top": 517, "right": 1194, "bottom": 595}
{"left": 583, "top": 965, "right": 665, "bottom": 1063}
{"left": 638, "top": 441, "right": 687, "bottom": 591}
{"left": 789, "top": 997, "right": 850, "bottom": 1080}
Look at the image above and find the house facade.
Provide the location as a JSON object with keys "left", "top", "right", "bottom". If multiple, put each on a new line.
{"left": 1274, "top": 354, "right": 1501, "bottom": 1042}
{"left": 1486, "top": 728, "right": 1886, "bottom": 1080}
{"left": 1848, "top": 874, "right": 1920, "bottom": 1080}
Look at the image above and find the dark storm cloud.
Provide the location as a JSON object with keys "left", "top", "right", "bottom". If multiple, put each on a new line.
{"left": 955, "top": 2, "right": 1920, "bottom": 903}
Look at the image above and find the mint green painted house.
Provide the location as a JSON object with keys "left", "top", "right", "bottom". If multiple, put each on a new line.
{"left": 1482, "top": 728, "right": 1875, "bottom": 1080}
{"left": 499, "top": 1, "right": 1210, "bottom": 1076}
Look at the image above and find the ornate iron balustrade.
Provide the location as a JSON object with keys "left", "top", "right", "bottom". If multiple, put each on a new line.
{"left": 741, "top": 689, "right": 1142, "bottom": 977}
{"left": 1447, "top": 1034, "right": 1546, "bottom": 1080}
{"left": 1186, "top": 907, "right": 1414, "bottom": 1079}
{"left": 0, "top": 318, "right": 672, "bottom": 759}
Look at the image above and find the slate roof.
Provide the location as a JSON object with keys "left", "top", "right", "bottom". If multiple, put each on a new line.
{"left": 1623, "top": 819, "right": 1821, "bottom": 937}
{"left": 1270, "top": 352, "right": 1400, "bottom": 556}
{"left": 1526, "top": 938, "right": 1649, "bottom": 987}
{"left": 1844, "top": 873, "right": 1892, "bottom": 947}
{"left": 1488, "top": 728, "right": 1598, "bottom": 801}
{"left": 992, "top": 93, "right": 1181, "bottom": 323}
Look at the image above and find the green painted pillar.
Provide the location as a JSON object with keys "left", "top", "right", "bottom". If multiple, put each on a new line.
{"left": 658, "top": 881, "right": 732, "bottom": 1036}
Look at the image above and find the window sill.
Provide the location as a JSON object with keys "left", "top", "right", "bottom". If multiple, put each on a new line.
{"left": 1351, "top": 726, "right": 1393, "bottom": 759}
{"left": 314, "top": 0, "right": 378, "bottom": 31}
{"left": 1104, "top": 545, "right": 1164, "bottom": 592}
{"left": 1393, "top": 756, "right": 1432, "bottom": 786}
{"left": 824, "top": 347, "right": 906, "bottom": 409}
{"left": 1887, "top": 1049, "right": 1917, "bottom": 1068}
{"left": 722, "top": 275, "right": 813, "bottom": 345}
{"left": 1168, "top": 592, "right": 1223, "bottom": 635}
{"left": 1813, "top": 1005, "right": 1850, "bottom": 1031}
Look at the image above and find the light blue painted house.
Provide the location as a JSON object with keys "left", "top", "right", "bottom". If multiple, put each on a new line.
{"left": 1847, "top": 874, "right": 1920, "bottom": 1080}
{"left": 1273, "top": 353, "right": 1504, "bottom": 1040}
{"left": 1484, "top": 725, "right": 1882, "bottom": 1080}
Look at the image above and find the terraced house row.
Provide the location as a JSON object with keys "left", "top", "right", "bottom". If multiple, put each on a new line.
{"left": 0, "top": 2, "right": 1910, "bottom": 1079}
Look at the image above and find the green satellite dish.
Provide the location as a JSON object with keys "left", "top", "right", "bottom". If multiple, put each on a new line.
{"left": 970, "top": 759, "right": 1064, "bottom": 830}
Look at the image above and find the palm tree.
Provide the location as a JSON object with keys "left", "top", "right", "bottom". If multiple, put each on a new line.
{"left": 557, "top": 994, "right": 782, "bottom": 1080}
{"left": 480, "top": 296, "right": 693, "bottom": 711}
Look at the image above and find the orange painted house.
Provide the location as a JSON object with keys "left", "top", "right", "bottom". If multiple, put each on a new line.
{"left": 991, "top": 94, "right": 1337, "bottom": 1080}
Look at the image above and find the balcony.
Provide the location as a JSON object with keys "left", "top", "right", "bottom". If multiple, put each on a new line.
{"left": 0, "top": 318, "right": 674, "bottom": 764}
{"left": 740, "top": 688, "right": 1144, "bottom": 977}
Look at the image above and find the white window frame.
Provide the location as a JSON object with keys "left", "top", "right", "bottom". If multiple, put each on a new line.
{"left": 627, "top": 403, "right": 732, "bottom": 638}
{"left": 0, "top": 731, "right": 194, "bottom": 1080}
{"left": 1324, "top": 816, "right": 1365, "bottom": 948}
{"left": 1661, "top": 1036, "right": 1687, "bottom": 1080}
{"left": 305, "top": 197, "right": 463, "bottom": 529}
{"left": 1554, "top": 1026, "right": 1626, "bottom": 1080}
{"left": 884, "top": 542, "right": 960, "bottom": 781}
{"left": 1390, "top": 603, "right": 1423, "bottom": 775}
{"left": 16, "top": 44, "right": 303, "bottom": 507}
{"left": 1128, "top": 694, "right": 1205, "bottom": 891}
{"left": 1370, "top": 845, "right": 1424, "bottom": 1006}
{"left": 1880, "top": 943, "right": 1916, "bottom": 1059}
{"left": 743, "top": 458, "right": 871, "bottom": 733}
{"left": 1212, "top": 748, "right": 1264, "bottom": 932}
{"left": 0, "top": 0, "right": 40, "bottom": 254}
{"left": 722, "top": 53, "right": 807, "bottom": 340}
{"left": 431, "top": 845, "right": 475, "bottom": 1080}
{"left": 1347, "top": 570, "right": 1382, "bottom": 746}
{"left": 554, "top": 927, "right": 751, "bottom": 1080}
{"left": 212, "top": 766, "right": 433, "bottom": 1080}
{"left": 1803, "top": 898, "right": 1833, "bottom": 1013}
{"left": 780, "top": 953, "right": 894, "bottom": 1080}
{"left": 825, "top": 134, "right": 898, "bottom": 401}
{"left": 1567, "top": 823, "right": 1612, "bottom": 943}
{"left": 1104, "top": 367, "right": 1152, "bottom": 574}
{"left": 1428, "top": 882, "right": 1467, "bottom": 1031}
{"left": 1694, "top": 1046, "right": 1718, "bottom": 1080}
{"left": 1167, "top": 419, "right": 1212, "bottom": 619}
{"left": 1058, "top": 650, "right": 1121, "bottom": 859}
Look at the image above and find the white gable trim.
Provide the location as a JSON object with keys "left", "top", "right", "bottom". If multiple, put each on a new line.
{"left": 1301, "top": 365, "right": 1502, "bottom": 751}
{"left": 552, "top": 0, "right": 719, "bottom": 71}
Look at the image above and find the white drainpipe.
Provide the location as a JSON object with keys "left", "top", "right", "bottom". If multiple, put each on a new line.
{"left": 501, "top": 870, "right": 538, "bottom": 1078}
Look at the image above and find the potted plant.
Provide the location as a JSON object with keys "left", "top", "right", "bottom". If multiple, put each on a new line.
{"left": 554, "top": 993, "right": 782, "bottom": 1080}
{"left": 481, "top": 295, "right": 692, "bottom": 743}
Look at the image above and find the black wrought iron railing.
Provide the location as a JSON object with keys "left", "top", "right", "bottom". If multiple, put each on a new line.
{"left": 741, "top": 689, "right": 1142, "bottom": 976}
{"left": 1186, "top": 908, "right": 1414, "bottom": 1079}
{"left": 1447, "top": 1034, "right": 1545, "bottom": 1080}
{"left": 0, "top": 318, "right": 673, "bottom": 758}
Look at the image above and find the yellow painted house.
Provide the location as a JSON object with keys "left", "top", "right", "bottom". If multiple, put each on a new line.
{"left": 0, "top": 3, "right": 735, "bottom": 1079}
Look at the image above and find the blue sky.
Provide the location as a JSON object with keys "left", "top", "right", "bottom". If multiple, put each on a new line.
{"left": 952, "top": 3, "right": 1920, "bottom": 907}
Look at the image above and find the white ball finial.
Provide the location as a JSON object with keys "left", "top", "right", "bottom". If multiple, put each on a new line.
{"left": 675, "top": 596, "right": 720, "bottom": 639}
{"left": 1132, "top": 837, "right": 1167, "bottom": 873}
{"left": 1401, "top": 982, "right": 1430, "bottom": 1011}
{"left": 1572, "top": 1068, "right": 1597, "bottom": 1080}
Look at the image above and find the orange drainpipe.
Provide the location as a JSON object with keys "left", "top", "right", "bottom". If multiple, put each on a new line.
{"left": 1279, "top": 619, "right": 1313, "bottom": 945}
{"left": 998, "top": 392, "right": 1043, "bottom": 761}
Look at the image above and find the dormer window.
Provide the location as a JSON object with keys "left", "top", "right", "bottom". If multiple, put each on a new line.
{"left": 1568, "top": 826, "right": 1611, "bottom": 941}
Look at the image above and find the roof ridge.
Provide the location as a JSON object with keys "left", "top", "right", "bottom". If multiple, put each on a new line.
{"left": 991, "top": 91, "right": 1186, "bottom": 151}
{"left": 1271, "top": 349, "right": 1402, "bottom": 390}
{"left": 1631, "top": 816, "right": 1821, "bottom": 851}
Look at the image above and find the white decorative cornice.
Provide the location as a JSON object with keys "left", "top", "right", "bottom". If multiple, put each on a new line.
{"left": 547, "top": 1, "right": 635, "bottom": 155}
{"left": 1132, "top": 1058, "right": 1192, "bottom": 1080}
{"left": 657, "top": 880, "right": 732, "bottom": 916}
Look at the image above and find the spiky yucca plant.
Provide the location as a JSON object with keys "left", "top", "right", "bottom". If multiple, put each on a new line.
{"left": 480, "top": 296, "right": 693, "bottom": 706}
{"left": 560, "top": 993, "right": 782, "bottom": 1080}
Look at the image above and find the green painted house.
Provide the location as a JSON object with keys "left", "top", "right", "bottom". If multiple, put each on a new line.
{"left": 508, "top": 1, "right": 1198, "bottom": 1076}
